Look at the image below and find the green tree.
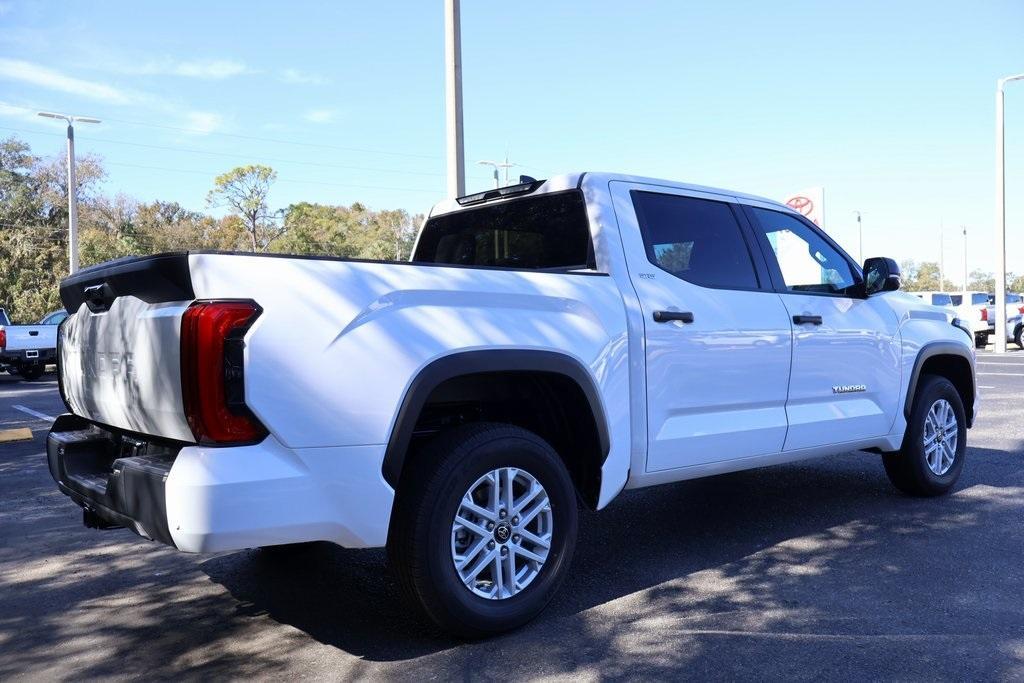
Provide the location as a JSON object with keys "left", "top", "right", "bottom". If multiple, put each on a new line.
{"left": 206, "top": 165, "right": 280, "bottom": 252}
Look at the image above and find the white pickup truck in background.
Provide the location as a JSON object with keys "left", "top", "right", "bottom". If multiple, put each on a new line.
{"left": 46, "top": 172, "right": 978, "bottom": 636}
{"left": 0, "top": 309, "right": 67, "bottom": 380}
{"left": 985, "top": 292, "right": 1024, "bottom": 348}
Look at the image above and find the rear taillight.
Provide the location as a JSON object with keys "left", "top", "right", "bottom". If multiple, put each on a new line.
{"left": 981, "top": 307, "right": 988, "bottom": 322}
{"left": 1019, "top": 306, "right": 1024, "bottom": 315}
{"left": 0, "top": 328, "right": 5, "bottom": 351}
{"left": 180, "top": 300, "right": 266, "bottom": 444}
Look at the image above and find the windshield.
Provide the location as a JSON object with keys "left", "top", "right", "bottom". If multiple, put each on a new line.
{"left": 414, "top": 190, "right": 593, "bottom": 270}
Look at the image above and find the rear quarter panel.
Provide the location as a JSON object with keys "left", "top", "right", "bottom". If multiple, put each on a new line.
{"left": 188, "top": 254, "right": 633, "bottom": 506}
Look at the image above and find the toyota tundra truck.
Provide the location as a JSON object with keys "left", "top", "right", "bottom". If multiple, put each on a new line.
{"left": 47, "top": 173, "right": 978, "bottom": 637}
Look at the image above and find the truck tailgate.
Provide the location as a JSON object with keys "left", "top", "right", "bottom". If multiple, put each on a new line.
{"left": 59, "top": 254, "right": 196, "bottom": 443}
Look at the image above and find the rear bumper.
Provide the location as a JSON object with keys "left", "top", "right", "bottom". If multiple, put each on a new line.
{"left": 47, "top": 415, "right": 395, "bottom": 552}
{"left": 0, "top": 348, "right": 56, "bottom": 364}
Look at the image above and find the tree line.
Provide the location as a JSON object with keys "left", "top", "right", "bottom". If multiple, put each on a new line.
{"left": 898, "top": 259, "right": 1023, "bottom": 294}
{"left": 0, "top": 136, "right": 423, "bottom": 322}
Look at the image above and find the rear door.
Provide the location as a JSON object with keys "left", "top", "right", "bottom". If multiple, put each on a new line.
{"left": 610, "top": 182, "right": 793, "bottom": 472}
{"left": 743, "top": 204, "right": 901, "bottom": 450}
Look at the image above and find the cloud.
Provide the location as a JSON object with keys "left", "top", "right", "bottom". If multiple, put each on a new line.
{"left": 125, "top": 58, "right": 249, "bottom": 80}
{"left": 303, "top": 108, "right": 337, "bottom": 124}
{"left": 184, "top": 111, "right": 225, "bottom": 135}
{"left": 0, "top": 58, "right": 133, "bottom": 104}
{"left": 280, "top": 68, "right": 327, "bottom": 85}
{"left": 0, "top": 100, "right": 42, "bottom": 124}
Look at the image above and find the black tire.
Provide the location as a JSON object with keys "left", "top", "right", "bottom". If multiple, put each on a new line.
{"left": 974, "top": 333, "right": 988, "bottom": 349}
{"left": 18, "top": 364, "right": 44, "bottom": 381}
{"left": 883, "top": 375, "right": 966, "bottom": 496}
{"left": 387, "top": 422, "right": 578, "bottom": 638}
{"left": 1015, "top": 324, "right": 1024, "bottom": 350}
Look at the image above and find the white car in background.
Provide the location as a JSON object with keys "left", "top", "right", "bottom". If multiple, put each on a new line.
{"left": 909, "top": 291, "right": 989, "bottom": 348}
{"left": 985, "top": 293, "right": 1024, "bottom": 349}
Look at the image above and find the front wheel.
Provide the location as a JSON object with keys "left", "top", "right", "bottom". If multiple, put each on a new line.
{"left": 387, "top": 423, "right": 578, "bottom": 638}
{"left": 883, "top": 375, "right": 966, "bottom": 496}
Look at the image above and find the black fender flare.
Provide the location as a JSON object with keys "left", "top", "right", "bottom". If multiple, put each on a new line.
{"left": 904, "top": 341, "right": 976, "bottom": 427}
{"left": 381, "top": 349, "right": 610, "bottom": 488}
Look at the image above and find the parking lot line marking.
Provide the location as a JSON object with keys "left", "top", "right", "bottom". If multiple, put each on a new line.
{"left": 0, "top": 427, "right": 33, "bottom": 442}
{"left": 979, "top": 385, "right": 996, "bottom": 389}
{"left": 978, "top": 372, "right": 1024, "bottom": 377}
{"left": 977, "top": 361, "right": 1024, "bottom": 366}
{"left": 12, "top": 405, "right": 55, "bottom": 422}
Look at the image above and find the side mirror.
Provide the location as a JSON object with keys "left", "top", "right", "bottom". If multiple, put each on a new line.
{"left": 863, "top": 257, "right": 901, "bottom": 296}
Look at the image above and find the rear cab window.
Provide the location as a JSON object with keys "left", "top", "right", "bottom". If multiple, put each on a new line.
{"left": 413, "top": 190, "right": 593, "bottom": 270}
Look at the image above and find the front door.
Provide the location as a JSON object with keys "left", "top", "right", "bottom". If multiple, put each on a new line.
{"left": 744, "top": 204, "right": 902, "bottom": 451}
{"left": 610, "top": 182, "right": 794, "bottom": 473}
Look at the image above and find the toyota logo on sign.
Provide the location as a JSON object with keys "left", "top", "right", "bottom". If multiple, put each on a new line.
{"left": 786, "top": 196, "right": 814, "bottom": 217}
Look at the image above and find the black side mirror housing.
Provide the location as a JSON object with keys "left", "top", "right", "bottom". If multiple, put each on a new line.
{"left": 863, "top": 257, "right": 901, "bottom": 296}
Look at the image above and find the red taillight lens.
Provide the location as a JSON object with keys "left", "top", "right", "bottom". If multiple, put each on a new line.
{"left": 180, "top": 301, "right": 266, "bottom": 444}
{"left": 981, "top": 307, "right": 988, "bottom": 322}
{"left": 0, "top": 328, "right": 6, "bottom": 351}
{"left": 1019, "top": 306, "right": 1024, "bottom": 315}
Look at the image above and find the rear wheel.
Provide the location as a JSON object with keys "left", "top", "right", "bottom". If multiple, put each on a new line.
{"left": 388, "top": 423, "right": 578, "bottom": 638}
{"left": 1014, "top": 324, "right": 1023, "bottom": 350}
{"left": 883, "top": 375, "right": 966, "bottom": 496}
{"left": 974, "top": 332, "right": 988, "bottom": 349}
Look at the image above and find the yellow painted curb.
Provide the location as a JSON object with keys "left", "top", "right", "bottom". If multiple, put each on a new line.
{"left": 0, "top": 428, "right": 34, "bottom": 443}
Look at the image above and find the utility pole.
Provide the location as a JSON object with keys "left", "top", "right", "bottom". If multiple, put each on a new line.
{"left": 444, "top": 0, "right": 465, "bottom": 198}
{"left": 478, "top": 156, "right": 515, "bottom": 189}
{"left": 37, "top": 111, "right": 101, "bottom": 275}
{"left": 995, "top": 73, "right": 1024, "bottom": 353}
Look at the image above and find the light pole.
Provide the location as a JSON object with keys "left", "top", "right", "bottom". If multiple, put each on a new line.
{"left": 962, "top": 226, "right": 968, "bottom": 296}
{"left": 853, "top": 211, "right": 863, "bottom": 263}
{"left": 995, "top": 73, "right": 1024, "bottom": 353}
{"left": 37, "top": 111, "right": 101, "bottom": 275}
{"left": 444, "top": 0, "right": 465, "bottom": 198}
{"left": 478, "top": 158, "right": 515, "bottom": 188}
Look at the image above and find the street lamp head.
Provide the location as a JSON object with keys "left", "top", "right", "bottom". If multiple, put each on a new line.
{"left": 37, "top": 111, "right": 68, "bottom": 121}
{"left": 998, "top": 73, "right": 1024, "bottom": 90}
{"left": 75, "top": 117, "right": 102, "bottom": 124}
{"left": 36, "top": 111, "right": 101, "bottom": 124}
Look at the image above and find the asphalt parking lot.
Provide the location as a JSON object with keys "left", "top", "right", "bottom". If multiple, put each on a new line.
{"left": 1, "top": 351, "right": 1023, "bottom": 680}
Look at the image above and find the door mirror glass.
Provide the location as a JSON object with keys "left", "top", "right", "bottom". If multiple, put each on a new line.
{"left": 863, "top": 257, "right": 901, "bottom": 296}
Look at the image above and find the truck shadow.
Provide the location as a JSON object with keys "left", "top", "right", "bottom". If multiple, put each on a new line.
{"left": 199, "top": 445, "right": 1024, "bottom": 677}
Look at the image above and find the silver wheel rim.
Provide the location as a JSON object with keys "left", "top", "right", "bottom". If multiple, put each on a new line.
{"left": 450, "top": 467, "right": 553, "bottom": 600}
{"left": 923, "top": 398, "right": 958, "bottom": 475}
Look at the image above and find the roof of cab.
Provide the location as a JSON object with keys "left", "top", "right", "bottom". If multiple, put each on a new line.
{"left": 429, "top": 171, "right": 794, "bottom": 217}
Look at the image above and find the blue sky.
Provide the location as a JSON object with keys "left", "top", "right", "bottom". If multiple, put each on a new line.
{"left": 1, "top": 0, "right": 1022, "bottom": 274}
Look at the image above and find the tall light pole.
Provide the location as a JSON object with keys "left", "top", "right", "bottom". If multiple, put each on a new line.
{"left": 37, "top": 111, "right": 101, "bottom": 275}
{"left": 444, "top": 0, "right": 465, "bottom": 198}
{"left": 995, "top": 73, "right": 1024, "bottom": 353}
{"left": 853, "top": 211, "right": 863, "bottom": 263}
{"left": 962, "top": 226, "right": 968, "bottom": 296}
{"left": 939, "top": 223, "right": 945, "bottom": 292}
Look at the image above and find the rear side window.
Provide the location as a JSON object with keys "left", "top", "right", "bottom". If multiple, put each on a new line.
{"left": 932, "top": 294, "right": 954, "bottom": 306}
{"left": 413, "top": 190, "right": 592, "bottom": 270}
{"left": 974, "top": 293, "right": 992, "bottom": 305}
{"left": 631, "top": 191, "right": 759, "bottom": 290}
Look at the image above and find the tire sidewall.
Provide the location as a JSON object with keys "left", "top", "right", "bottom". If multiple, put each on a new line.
{"left": 905, "top": 376, "right": 966, "bottom": 492}
{"left": 419, "top": 432, "right": 577, "bottom": 634}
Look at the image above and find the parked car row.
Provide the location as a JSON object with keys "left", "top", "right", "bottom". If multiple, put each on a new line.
{"left": 985, "top": 293, "right": 1024, "bottom": 348}
{"left": 0, "top": 309, "right": 68, "bottom": 380}
{"left": 909, "top": 290, "right": 990, "bottom": 348}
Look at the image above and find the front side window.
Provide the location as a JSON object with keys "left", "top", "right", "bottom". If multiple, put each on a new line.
{"left": 631, "top": 191, "right": 759, "bottom": 290}
{"left": 749, "top": 207, "right": 858, "bottom": 295}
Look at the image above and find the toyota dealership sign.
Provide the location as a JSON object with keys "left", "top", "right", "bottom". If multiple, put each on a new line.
{"left": 783, "top": 187, "right": 825, "bottom": 228}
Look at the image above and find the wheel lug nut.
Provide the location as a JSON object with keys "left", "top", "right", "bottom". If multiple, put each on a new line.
{"left": 512, "top": 535, "right": 520, "bottom": 543}
{"left": 499, "top": 509, "right": 507, "bottom": 519}
{"left": 486, "top": 522, "right": 494, "bottom": 531}
{"left": 501, "top": 546, "right": 508, "bottom": 556}
{"left": 488, "top": 541, "right": 495, "bottom": 549}
{"left": 511, "top": 516, "right": 519, "bottom": 525}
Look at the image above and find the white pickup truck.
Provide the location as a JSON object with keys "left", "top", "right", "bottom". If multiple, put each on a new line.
{"left": 0, "top": 309, "right": 67, "bottom": 380}
{"left": 47, "top": 173, "right": 978, "bottom": 637}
